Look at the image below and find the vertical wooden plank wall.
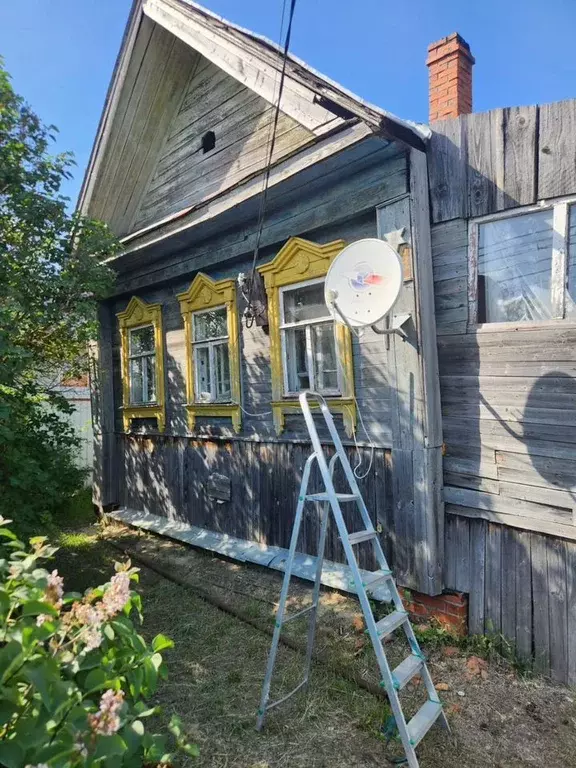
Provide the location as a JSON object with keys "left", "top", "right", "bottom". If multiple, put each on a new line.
{"left": 431, "top": 98, "right": 576, "bottom": 684}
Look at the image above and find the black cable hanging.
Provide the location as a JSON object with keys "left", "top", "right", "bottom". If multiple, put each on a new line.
{"left": 244, "top": 0, "right": 298, "bottom": 329}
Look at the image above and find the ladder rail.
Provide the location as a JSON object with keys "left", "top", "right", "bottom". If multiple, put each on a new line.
{"left": 299, "top": 392, "right": 391, "bottom": 580}
{"left": 257, "top": 392, "right": 448, "bottom": 766}
{"left": 256, "top": 451, "right": 316, "bottom": 730}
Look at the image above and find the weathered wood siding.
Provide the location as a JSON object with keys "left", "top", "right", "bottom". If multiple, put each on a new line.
{"left": 428, "top": 100, "right": 576, "bottom": 223}
{"left": 430, "top": 98, "right": 576, "bottom": 683}
{"left": 86, "top": 19, "right": 199, "bottom": 237}
{"left": 96, "top": 141, "right": 444, "bottom": 595}
{"left": 119, "top": 435, "right": 393, "bottom": 573}
{"left": 133, "top": 56, "right": 314, "bottom": 231}
{"left": 444, "top": 516, "right": 576, "bottom": 684}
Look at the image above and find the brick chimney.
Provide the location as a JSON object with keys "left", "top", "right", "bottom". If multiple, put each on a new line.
{"left": 426, "top": 33, "right": 474, "bottom": 122}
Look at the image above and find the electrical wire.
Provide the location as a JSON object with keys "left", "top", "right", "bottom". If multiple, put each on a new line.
{"left": 245, "top": 0, "right": 298, "bottom": 323}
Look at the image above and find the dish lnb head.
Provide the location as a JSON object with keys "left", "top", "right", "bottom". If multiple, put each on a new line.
{"left": 324, "top": 239, "right": 403, "bottom": 328}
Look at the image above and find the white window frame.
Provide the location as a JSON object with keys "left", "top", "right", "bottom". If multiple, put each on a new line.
{"left": 128, "top": 323, "right": 157, "bottom": 405}
{"left": 279, "top": 277, "right": 341, "bottom": 397}
{"left": 468, "top": 195, "right": 576, "bottom": 329}
{"left": 191, "top": 305, "right": 231, "bottom": 404}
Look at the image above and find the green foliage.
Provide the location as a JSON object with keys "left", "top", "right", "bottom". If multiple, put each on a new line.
{"left": 0, "top": 57, "right": 118, "bottom": 531}
{"left": 0, "top": 517, "right": 198, "bottom": 766}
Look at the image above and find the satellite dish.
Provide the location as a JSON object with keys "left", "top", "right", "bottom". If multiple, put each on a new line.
{"left": 324, "top": 239, "right": 403, "bottom": 328}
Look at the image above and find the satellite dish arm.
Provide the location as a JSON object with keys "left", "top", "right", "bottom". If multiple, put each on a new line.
{"left": 326, "top": 289, "right": 411, "bottom": 340}
{"left": 370, "top": 312, "right": 411, "bottom": 339}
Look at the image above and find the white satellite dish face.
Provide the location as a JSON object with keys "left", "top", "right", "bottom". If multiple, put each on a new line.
{"left": 324, "top": 239, "right": 403, "bottom": 328}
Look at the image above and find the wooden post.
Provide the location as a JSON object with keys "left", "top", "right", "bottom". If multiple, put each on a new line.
{"left": 376, "top": 149, "right": 444, "bottom": 595}
{"left": 91, "top": 302, "right": 119, "bottom": 514}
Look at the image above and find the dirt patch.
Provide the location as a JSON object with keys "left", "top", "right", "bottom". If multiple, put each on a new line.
{"left": 57, "top": 521, "right": 576, "bottom": 767}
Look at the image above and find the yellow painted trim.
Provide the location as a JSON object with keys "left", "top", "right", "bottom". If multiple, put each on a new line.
{"left": 258, "top": 237, "right": 356, "bottom": 437}
{"left": 117, "top": 297, "right": 166, "bottom": 433}
{"left": 270, "top": 399, "right": 357, "bottom": 439}
{"left": 177, "top": 273, "right": 241, "bottom": 433}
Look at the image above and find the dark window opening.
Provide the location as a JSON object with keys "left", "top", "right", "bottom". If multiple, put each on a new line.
{"left": 202, "top": 130, "right": 216, "bottom": 154}
{"left": 477, "top": 275, "right": 486, "bottom": 324}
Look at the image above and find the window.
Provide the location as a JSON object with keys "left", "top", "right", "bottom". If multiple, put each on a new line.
{"left": 128, "top": 325, "right": 157, "bottom": 404}
{"left": 192, "top": 307, "right": 231, "bottom": 402}
{"left": 117, "top": 297, "right": 165, "bottom": 432}
{"left": 470, "top": 200, "right": 576, "bottom": 325}
{"left": 177, "top": 273, "right": 241, "bottom": 433}
{"left": 258, "top": 237, "right": 356, "bottom": 437}
{"left": 280, "top": 279, "right": 340, "bottom": 395}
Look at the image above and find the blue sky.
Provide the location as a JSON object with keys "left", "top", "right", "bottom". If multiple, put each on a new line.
{"left": 1, "top": 0, "right": 575, "bottom": 205}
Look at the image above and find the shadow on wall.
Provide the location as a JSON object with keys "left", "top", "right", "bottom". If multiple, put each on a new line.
{"left": 117, "top": 281, "right": 408, "bottom": 576}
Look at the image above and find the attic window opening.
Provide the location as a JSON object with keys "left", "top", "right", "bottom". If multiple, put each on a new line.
{"left": 202, "top": 131, "right": 216, "bottom": 154}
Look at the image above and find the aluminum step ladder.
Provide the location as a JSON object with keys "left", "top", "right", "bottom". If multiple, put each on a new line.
{"left": 256, "top": 391, "right": 448, "bottom": 768}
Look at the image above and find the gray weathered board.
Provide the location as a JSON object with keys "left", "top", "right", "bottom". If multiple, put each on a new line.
{"left": 444, "top": 514, "right": 576, "bottom": 684}
{"left": 428, "top": 99, "right": 576, "bottom": 224}
{"left": 431, "top": 97, "right": 576, "bottom": 686}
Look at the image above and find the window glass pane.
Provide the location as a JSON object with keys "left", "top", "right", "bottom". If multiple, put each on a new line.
{"left": 566, "top": 205, "right": 576, "bottom": 318}
{"left": 285, "top": 327, "right": 310, "bottom": 392}
{"left": 312, "top": 322, "right": 339, "bottom": 392}
{"left": 193, "top": 308, "right": 227, "bottom": 341}
{"left": 195, "top": 346, "right": 212, "bottom": 402}
{"left": 282, "top": 281, "right": 330, "bottom": 324}
{"left": 145, "top": 356, "right": 156, "bottom": 403}
{"left": 129, "top": 325, "right": 155, "bottom": 355}
{"left": 478, "top": 210, "right": 553, "bottom": 322}
{"left": 214, "top": 342, "right": 231, "bottom": 401}
{"left": 129, "top": 358, "right": 144, "bottom": 404}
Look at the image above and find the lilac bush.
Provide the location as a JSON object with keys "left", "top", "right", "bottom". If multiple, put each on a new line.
{"left": 0, "top": 517, "right": 197, "bottom": 767}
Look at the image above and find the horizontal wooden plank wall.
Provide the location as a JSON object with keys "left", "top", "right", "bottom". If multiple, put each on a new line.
{"left": 431, "top": 98, "right": 576, "bottom": 684}
{"left": 99, "top": 141, "right": 446, "bottom": 594}
{"left": 429, "top": 99, "right": 576, "bottom": 225}
{"left": 133, "top": 55, "right": 314, "bottom": 232}
{"left": 110, "top": 213, "right": 395, "bottom": 445}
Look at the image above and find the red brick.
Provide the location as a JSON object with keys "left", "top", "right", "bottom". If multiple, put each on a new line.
{"left": 444, "top": 593, "right": 467, "bottom": 607}
{"left": 399, "top": 588, "right": 469, "bottom": 636}
{"left": 426, "top": 32, "right": 474, "bottom": 120}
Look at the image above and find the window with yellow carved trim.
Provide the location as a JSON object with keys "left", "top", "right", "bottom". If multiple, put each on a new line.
{"left": 117, "top": 297, "right": 165, "bottom": 433}
{"left": 177, "top": 273, "right": 241, "bottom": 433}
{"left": 258, "top": 237, "right": 356, "bottom": 437}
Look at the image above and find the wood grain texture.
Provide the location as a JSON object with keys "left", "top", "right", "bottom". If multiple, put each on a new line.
{"left": 428, "top": 117, "right": 467, "bottom": 222}
{"left": 467, "top": 517, "right": 486, "bottom": 635}
{"left": 531, "top": 533, "right": 551, "bottom": 674}
{"left": 95, "top": 24, "right": 199, "bottom": 236}
{"left": 538, "top": 99, "right": 576, "bottom": 199}
{"left": 134, "top": 56, "right": 314, "bottom": 230}
{"left": 501, "top": 105, "right": 537, "bottom": 208}
{"left": 546, "top": 537, "right": 568, "bottom": 682}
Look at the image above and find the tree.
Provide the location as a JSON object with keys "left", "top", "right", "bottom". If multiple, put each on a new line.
{"left": 0, "top": 59, "right": 117, "bottom": 530}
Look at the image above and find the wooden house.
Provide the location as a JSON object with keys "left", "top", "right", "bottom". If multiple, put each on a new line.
{"left": 82, "top": 3, "right": 576, "bottom": 683}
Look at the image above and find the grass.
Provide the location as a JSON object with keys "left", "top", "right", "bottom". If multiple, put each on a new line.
{"left": 49, "top": 513, "right": 576, "bottom": 768}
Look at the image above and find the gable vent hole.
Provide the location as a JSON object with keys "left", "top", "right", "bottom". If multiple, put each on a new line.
{"left": 202, "top": 130, "right": 216, "bottom": 153}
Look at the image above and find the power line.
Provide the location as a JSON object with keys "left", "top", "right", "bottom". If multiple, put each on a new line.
{"left": 245, "top": 0, "right": 298, "bottom": 327}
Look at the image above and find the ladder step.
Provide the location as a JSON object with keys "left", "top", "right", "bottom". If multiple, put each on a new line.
{"left": 362, "top": 569, "right": 393, "bottom": 590}
{"left": 391, "top": 653, "right": 424, "bottom": 690}
{"left": 406, "top": 699, "right": 443, "bottom": 748}
{"left": 375, "top": 610, "right": 408, "bottom": 637}
{"left": 348, "top": 529, "right": 377, "bottom": 545}
{"left": 282, "top": 604, "right": 316, "bottom": 625}
{"left": 305, "top": 492, "right": 358, "bottom": 502}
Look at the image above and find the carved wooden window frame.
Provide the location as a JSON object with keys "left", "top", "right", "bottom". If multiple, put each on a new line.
{"left": 117, "top": 297, "right": 166, "bottom": 432}
{"left": 258, "top": 237, "right": 356, "bottom": 437}
{"left": 468, "top": 196, "right": 576, "bottom": 329}
{"left": 177, "top": 273, "right": 241, "bottom": 433}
